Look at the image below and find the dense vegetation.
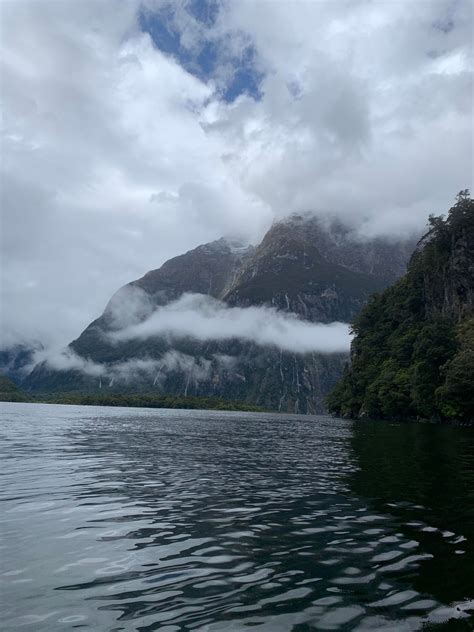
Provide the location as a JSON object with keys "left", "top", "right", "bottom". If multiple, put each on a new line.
{"left": 0, "top": 374, "right": 32, "bottom": 402}
{"left": 37, "top": 392, "right": 265, "bottom": 412}
{"left": 327, "top": 192, "right": 474, "bottom": 423}
{"left": 0, "top": 380, "right": 264, "bottom": 412}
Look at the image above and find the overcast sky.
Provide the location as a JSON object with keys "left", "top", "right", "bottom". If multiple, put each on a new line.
{"left": 1, "top": 0, "right": 472, "bottom": 348}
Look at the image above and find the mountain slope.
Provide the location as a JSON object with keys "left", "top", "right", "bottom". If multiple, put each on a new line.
{"left": 70, "top": 238, "right": 254, "bottom": 360}
{"left": 327, "top": 192, "right": 474, "bottom": 422}
{"left": 224, "top": 215, "right": 413, "bottom": 322}
{"left": 24, "top": 216, "right": 415, "bottom": 413}
{"left": 0, "top": 343, "right": 42, "bottom": 385}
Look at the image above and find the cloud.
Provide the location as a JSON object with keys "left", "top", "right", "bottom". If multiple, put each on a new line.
{"left": 200, "top": 0, "right": 472, "bottom": 226}
{"left": 26, "top": 292, "right": 350, "bottom": 386}
{"left": 1, "top": 0, "right": 472, "bottom": 348}
{"left": 31, "top": 346, "right": 216, "bottom": 389}
{"left": 0, "top": 0, "right": 271, "bottom": 347}
{"left": 104, "top": 284, "right": 155, "bottom": 329}
{"left": 109, "top": 293, "right": 352, "bottom": 354}
{"left": 32, "top": 347, "right": 106, "bottom": 378}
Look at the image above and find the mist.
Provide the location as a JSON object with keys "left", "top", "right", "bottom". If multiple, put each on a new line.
{"left": 30, "top": 291, "right": 351, "bottom": 382}
{"left": 109, "top": 293, "right": 351, "bottom": 354}
{"left": 32, "top": 346, "right": 218, "bottom": 388}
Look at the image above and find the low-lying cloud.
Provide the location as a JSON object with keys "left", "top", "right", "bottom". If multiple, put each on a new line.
{"left": 28, "top": 293, "right": 350, "bottom": 387}
{"left": 32, "top": 347, "right": 217, "bottom": 390}
{"left": 109, "top": 293, "right": 351, "bottom": 354}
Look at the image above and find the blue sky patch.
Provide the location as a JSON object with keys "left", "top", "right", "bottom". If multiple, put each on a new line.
{"left": 138, "top": 0, "right": 264, "bottom": 102}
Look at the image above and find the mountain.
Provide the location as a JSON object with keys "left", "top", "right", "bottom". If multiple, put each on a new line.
{"left": 24, "top": 215, "right": 415, "bottom": 413}
{"left": 223, "top": 215, "right": 413, "bottom": 322}
{"left": 0, "top": 342, "right": 42, "bottom": 385}
{"left": 327, "top": 191, "right": 474, "bottom": 422}
{"left": 68, "top": 238, "right": 254, "bottom": 362}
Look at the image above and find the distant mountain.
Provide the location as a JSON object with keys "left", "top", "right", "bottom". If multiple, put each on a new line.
{"left": 0, "top": 342, "right": 42, "bottom": 386}
{"left": 327, "top": 192, "right": 474, "bottom": 422}
{"left": 24, "top": 215, "right": 416, "bottom": 413}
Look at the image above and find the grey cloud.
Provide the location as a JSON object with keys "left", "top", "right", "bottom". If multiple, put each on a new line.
{"left": 1, "top": 0, "right": 472, "bottom": 348}
{"left": 32, "top": 346, "right": 228, "bottom": 390}
{"left": 202, "top": 0, "right": 472, "bottom": 225}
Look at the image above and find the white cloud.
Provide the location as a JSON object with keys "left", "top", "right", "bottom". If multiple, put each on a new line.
{"left": 1, "top": 0, "right": 472, "bottom": 348}
{"left": 33, "top": 346, "right": 106, "bottom": 378}
{"left": 109, "top": 293, "right": 352, "bottom": 354}
{"left": 27, "top": 291, "right": 350, "bottom": 386}
{"left": 31, "top": 346, "right": 215, "bottom": 388}
{"left": 201, "top": 0, "right": 473, "bottom": 224}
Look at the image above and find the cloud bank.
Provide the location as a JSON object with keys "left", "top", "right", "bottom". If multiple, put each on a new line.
{"left": 109, "top": 293, "right": 351, "bottom": 354}
{"left": 1, "top": 0, "right": 472, "bottom": 346}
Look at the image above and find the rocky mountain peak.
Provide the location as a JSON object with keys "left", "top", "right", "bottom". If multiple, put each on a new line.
{"left": 222, "top": 213, "right": 417, "bottom": 322}
{"left": 193, "top": 237, "right": 254, "bottom": 256}
{"left": 263, "top": 213, "right": 415, "bottom": 280}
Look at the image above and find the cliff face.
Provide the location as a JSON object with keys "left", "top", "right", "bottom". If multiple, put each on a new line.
{"left": 327, "top": 192, "right": 474, "bottom": 422}
{"left": 415, "top": 211, "right": 474, "bottom": 321}
{"left": 24, "top": 215, "right": 415, "bottom": 413}
{"left": 224, "top": 215, "right": 413, "bottom": 323}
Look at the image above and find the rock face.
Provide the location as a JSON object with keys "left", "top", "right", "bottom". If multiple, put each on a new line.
{"left": 24, "top": 215, "right": 415, "bottom": 413}
{"left": 223, "top": 215, "right": 413, "bottom": 322}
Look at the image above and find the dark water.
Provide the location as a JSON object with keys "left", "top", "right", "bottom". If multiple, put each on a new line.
{"left": 1, "top": 403, "right": 473, "bottom": 631}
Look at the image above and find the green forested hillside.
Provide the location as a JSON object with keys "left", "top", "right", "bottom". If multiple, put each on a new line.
{"left": 0, "top": 379, "right": 264, "bottom": 412}
{"left": 0, "top": 374, "right": 31, "bottom": 402}
{"left": 327, "top": 192, "right": 474, "bottom": 422}
{"left": 36, "top": 392, "right": 265, "bottom": 412}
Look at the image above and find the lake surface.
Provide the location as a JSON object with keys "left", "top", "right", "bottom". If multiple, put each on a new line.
{"left": 1, "top": 403, "right": 473, "bottom": 631}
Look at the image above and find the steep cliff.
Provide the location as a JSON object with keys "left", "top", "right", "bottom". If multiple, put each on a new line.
{"left": 327, "top": 192, "right": 474, "bottom": 422}
{"left": 224, "top": 215, "right": 413, "bottom": 322}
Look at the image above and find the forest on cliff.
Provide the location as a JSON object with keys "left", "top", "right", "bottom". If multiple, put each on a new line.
{"left": 327, "top": 192, "right": 474, "bottom": 422}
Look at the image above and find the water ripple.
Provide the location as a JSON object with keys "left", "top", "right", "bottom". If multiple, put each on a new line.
{"left": 1, "top": 403, "right": 473, "bottom": 631}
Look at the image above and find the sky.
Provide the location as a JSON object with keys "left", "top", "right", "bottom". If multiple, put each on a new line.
{"left": 1, "top": 0, "right": 473, "bottom": 348}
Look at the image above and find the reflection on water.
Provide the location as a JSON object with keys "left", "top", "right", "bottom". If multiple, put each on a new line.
{"left": 0, "top": 403, "right": 473, "bottom": 631}
{"left": 350, "top": 422, "right": 474, "bottom": 610}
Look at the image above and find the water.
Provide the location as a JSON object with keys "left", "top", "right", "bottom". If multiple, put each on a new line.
{"left": 1, "top": 403, "right": 473, "bottom": 631}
